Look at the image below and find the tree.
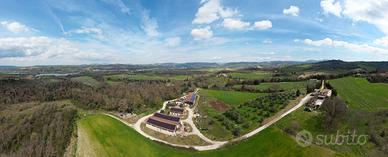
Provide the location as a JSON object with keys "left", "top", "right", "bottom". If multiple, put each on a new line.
{"left": 321, "top": 96, "right": 348, "bottom": 131}
{"left": 284, "top": 121, "right": 300, "bottom": 135}
{"left": 296, "top": 89, "right": 301, "bottom": 97}
{"left": 232, "top": 127, "right": 241, "bottom": 136}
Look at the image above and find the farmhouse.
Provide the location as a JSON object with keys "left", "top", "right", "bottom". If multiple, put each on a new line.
{"left": 313, "top": 99, "right": 324, "bottom": 109}
{"left": 306, "top": 88, "right": 333, "bottom": 110}
{"left": 312, "top": 89, "right": 332, "bottom": 98}
{"left": 146, "top": 112, "right": 181, "bottom": 135}
{"left": 184, "top": 92, "right": 197, "bottom": 105}
{"left": 170, "top": 107, "right": 184, "bottom": 117}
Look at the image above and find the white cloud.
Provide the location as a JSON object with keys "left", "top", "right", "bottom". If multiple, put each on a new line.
{"left": 374, "top": 36, "right": 388, "bottom": 47}
{"left": 304, "top": 38, "right": 333, "bottom": 46}
{"left": 219, "top": 7, "right": 238, "bottom": 18}
{"left": 283, "top": 5, "right": 300, "bottom": 16}
{"left": 320, "top": 0, "right": 388, "bottom": 35}
{"left": 70, "top": 27, "right": 103, "bottom": 35}
{"left": 193, "top": 0, "right": 221, "bottom": 24}
{"left": 114, "top": 0, "right": 130, "bottom": 14}
{"left": 0, "top": 21, "right": 31, "bottom": 33}
{"left": 141, "top": 10, "right": 159, "bottom": 37}
{"left": 164, "top": 37, "right": 181, "bottom": 47}
{"left": 0, "top": 36, "right": 114, "bottom": 61}
{"left": 321, "top": 0, "right": 342, "bottom": 17}
{"left": 253, "top": 20, "right": 272, "bottom": 30}
{"left": 222, "top": 18, "right": 250, "bottom": 30}
{"left": 192, "top": 0, "right": 271, "bottom": 33}
{"left": 101, "top": 0, "right": 130, "bottom": 14}
{"left": 342, "top": 0, "right": 388, "bottom": 35}
{"left": 0, "top": 36, "right": 51, "bottom": 58}
{"left": 66, "top": 27, "right": 105, "bottom": 40}
{"left": 192, "top": 0, "right": 238, "bottom": 24}
{"left": 191, "top": 27, "right": 213, "bottom": 40}
{"left": 262, "top": 39, "right": 272, "bottom": 44}
{"left": 304, "top": 38, "right": 388, "bottom": 54}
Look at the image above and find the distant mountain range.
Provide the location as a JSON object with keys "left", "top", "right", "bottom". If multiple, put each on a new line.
{"left": 2, "top": 60, "right": 388, "bottom": 75}
{"left": 154, "top": 60, "right": 322, "bottom": 69}
{"left": 0, "top": 66, "right": 17, "bottom": 69}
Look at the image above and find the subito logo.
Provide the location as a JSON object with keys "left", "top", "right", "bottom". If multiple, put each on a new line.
{"left": 296, "top": 130, "right": 313, "bottom": 147}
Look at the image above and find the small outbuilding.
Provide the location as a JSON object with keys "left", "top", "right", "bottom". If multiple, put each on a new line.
{"left": 170, "top": 107, "right": 184, "bottom": 117}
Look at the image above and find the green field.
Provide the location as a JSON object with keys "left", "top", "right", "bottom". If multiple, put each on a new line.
{"left": 196, "top": 89, "right": 267, "bottom": 140}
{"left": 71, "top": 76, "right": 101, "bottom": 87}
{"left": 200, "top": 89, "right": 267, "bottom": 107}
{"left": 330, "top": 77, "right": 388, "bottom": 111}
{"left": 255, "top": 82, "right": 306, "bottom": 92}
{"left": 234, "top": 81, "right": 307, "bottom": 93}
{"left": 104, "top": 74, "right": 189, "bottom": 81}
{"left": 77, "top": 114, "right": 336, "bottom": 157}
{"left": 274, "top": 106, "right": 383, "bottom": 156}
{"left": 229, "top": 71, "right": 272, "bottom": 79}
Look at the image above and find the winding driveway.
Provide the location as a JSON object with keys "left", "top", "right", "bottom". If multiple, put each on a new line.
{"left": 110, "top": 92, "right": 312, "bottom": 151}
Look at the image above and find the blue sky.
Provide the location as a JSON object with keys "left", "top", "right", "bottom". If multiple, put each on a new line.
{"left": 0, "top": 0, "right": 388, "bottom": 65}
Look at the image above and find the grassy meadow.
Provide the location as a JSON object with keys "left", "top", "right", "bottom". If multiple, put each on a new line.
{"left": 330, "top": 77, "right": 388, "bottom": 111}
{"left": 77, "top": 114, "right": 336, "bottom": 157}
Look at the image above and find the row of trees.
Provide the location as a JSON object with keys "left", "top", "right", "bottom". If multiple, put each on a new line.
{"left": 218, "top": 92, "right": 299, "bottom": 136}
{"left": 367, "top": 74, "right": 388, "bottom": 83}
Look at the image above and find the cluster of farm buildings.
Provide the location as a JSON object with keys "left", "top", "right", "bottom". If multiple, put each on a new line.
{"left": 305, "top": 88, "right": 332, "bottom": 111}
{"left": 145, "top": 92, "right": 197, "bottom": 135}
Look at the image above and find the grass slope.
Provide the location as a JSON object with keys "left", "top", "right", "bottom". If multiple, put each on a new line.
{"left": 201, "top": 89, "right": 266, "bottom": 107}
{"left": 78, "top": 114, "right": 335, "bottom": 157}
{"left": 330, "top": 77, "right": 388, "bottom": 111}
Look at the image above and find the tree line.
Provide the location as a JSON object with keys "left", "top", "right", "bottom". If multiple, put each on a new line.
{"left": 0, "top": 78, "right": 189, "bottom": 114}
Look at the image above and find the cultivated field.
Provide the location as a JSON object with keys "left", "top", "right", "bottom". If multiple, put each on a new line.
{"left": 71, "top": 76, "right": 101, "bottom": 87}
{"left": 330, "top": 77, "right": 388, "bottom": 111}
{"left": 200, "top": 89, "right": 266, "bottom": 107}
{"left": 104, "top": 74, "right": 189, "bottom": 81}
{"left": 228, "top": 71, "right": 272, "bottom": 79}
{"left": 233, "top": 81, "right": 307, "bottom": 93}
{"left": 77, "top": 114, "right": 335, "bottom": 157}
